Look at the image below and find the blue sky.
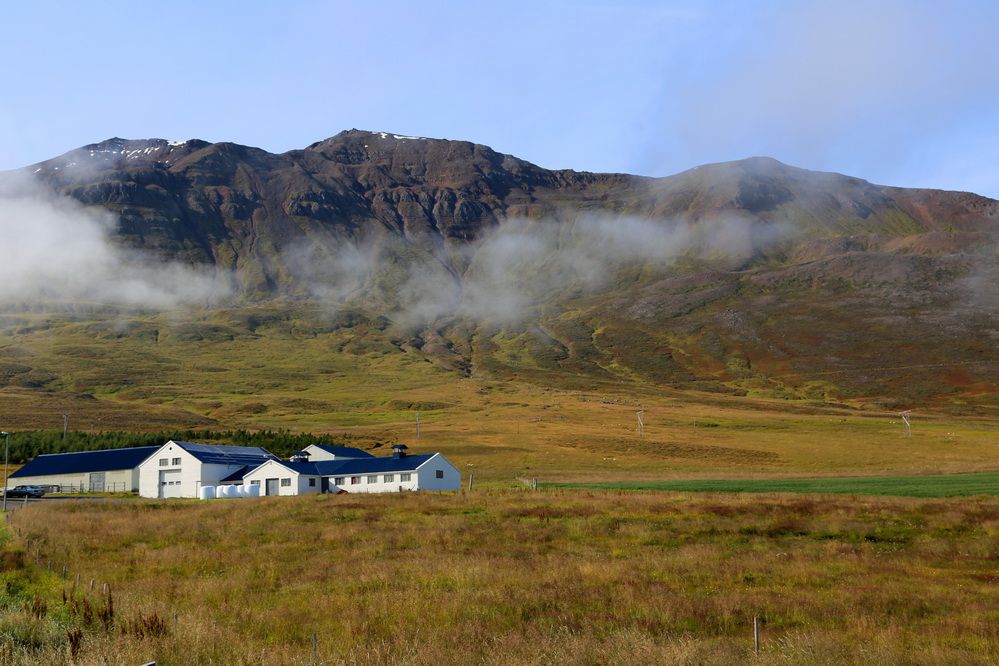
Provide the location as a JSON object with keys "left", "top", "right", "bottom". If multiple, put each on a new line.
{"left": 1, "top": 0, "right": 997, "bottom": 196}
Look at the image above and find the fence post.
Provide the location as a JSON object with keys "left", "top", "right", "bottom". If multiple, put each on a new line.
{"left": 311, "top": 633, "right": 318, "bottom": 665}
{"left": 753, "top": 616, "right": 760, "bottom": 656}
{"left": 467, "top": 474, "right": 473, "bottom": 492}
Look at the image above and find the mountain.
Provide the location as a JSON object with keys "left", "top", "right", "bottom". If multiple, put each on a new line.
{"left": 9, "top": 130, "right": 999, "bottom": 409}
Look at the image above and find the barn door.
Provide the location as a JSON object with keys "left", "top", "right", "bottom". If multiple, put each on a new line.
{"left": 89, "top": 472, "right": 106, "bottom": 493}
{"left": 159, "top": 470, "right": 182, "bottom": 498}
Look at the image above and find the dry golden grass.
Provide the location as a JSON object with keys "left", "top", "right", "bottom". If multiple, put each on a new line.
{"left": 2, "top": 490, "right": 997, "bottom": 664}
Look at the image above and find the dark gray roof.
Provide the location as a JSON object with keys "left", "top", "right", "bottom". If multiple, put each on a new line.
{"left": 11, "top": 446, "right": 159, "bottom": 478}
{"left": 171, "top": 441, "right": 276, "bottom": 466}
{"left": 309, "top": 444, "right": 374, "bottom": 459}
{"left": 256, "top": 454, "right": 436, "bottom": 477}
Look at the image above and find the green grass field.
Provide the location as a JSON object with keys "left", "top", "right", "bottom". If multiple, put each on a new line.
{"left": 550, "top": 471, "right": 999, "bottom": 497}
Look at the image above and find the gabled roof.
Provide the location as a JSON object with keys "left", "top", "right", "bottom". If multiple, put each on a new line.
{"left": 219, "top": 465, "right": 252, "bottom": 483}
{"left": 308, "top": 444, "right": 375, "bottom": 459}
{"left": 329, "top": 454, "right": 435, "bottom": 475}
{"left": 11, "top": 446, "right": 159, "bottom": 478}
{"left": 250, "top": 454, "right": 437, "bottom": 477}
{"left": 169, "top": 441, "right": 277, "bottom": 466}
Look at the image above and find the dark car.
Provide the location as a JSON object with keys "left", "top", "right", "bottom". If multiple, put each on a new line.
{"left": 4, "top": 485, "right": 45, "bottom": 498}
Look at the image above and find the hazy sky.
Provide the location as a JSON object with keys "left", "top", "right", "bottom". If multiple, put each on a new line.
{"left": 1, "top": 0, "right": 997, "bottom": 197}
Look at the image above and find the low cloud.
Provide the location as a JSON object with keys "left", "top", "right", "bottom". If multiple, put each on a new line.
{"left": 0, "top": 174, "right": 232, "bottom": 309}
{"left": 287, "top": 212, "right": 791, "bottom": 327}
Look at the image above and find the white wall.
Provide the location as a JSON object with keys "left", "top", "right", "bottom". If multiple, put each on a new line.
{"left": 303, "top": 445, "right": 335, "bottom": 462}
{"left": 327, "top": 469, "right": 418, "bottom": 494}
{"left": 7, "top": 468, "right": 137, "bottom": 492}
{"left": 243, "top": 460, "right": 321, "bottom": 496}
{"left": 138, "top": 443, "right": 203, "bottom": 498}
{"left": 415, "top": 454, "right": 462, "bottom": 491}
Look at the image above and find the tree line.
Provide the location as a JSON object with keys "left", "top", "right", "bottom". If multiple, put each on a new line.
{"left": 1, "top": 430, "right": 382, "bottom": 463}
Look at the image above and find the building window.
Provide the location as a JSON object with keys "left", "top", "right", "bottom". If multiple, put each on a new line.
{"left": 308, "top": 478, "right": 316, "bottom": 487}
{"left": 367, "top": 475, "right": 378, "bottom": 484}
{"left": 334, "top": 477, "right": 345, "bottom": 486}
{"left": 172, "top": 457, "right": 181, "bottom": 466}
{"left": 436, "top": 470, "right": 444, "bottom": 479}
{"left": 280, "top": 478, "right": 291, "bottom": 487}
{"left": 351, "top": 477, "right": 360, "bottom": 485}
{"left": 384, "top": 474, "right": 394, "bottom": 483}
{"left": 159, "top": 459, "right": 168, "bottom": 466}
{"left": 400, "top": 473, "right": 411, "bottom": 482}
{"left": 250, "top": 480, "right": 260, "bottom": 485}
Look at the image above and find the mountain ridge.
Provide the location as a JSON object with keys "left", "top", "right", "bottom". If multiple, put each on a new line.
{"left": 3, "top": 130, "right": 997, "bottom": 407}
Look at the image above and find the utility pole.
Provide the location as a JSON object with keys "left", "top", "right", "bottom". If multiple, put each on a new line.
{"left": 415, "top": 412, "right": 421, "bottom": 440}
{"left": 63, "top": 414, "right": 68, "bottom": 440}
{"left": 899, "top": 410, "right": 912, "bottom": 437}
{"left": 636, "top": 411, "right": 645, "bottom": 438}
{"left": 2, "top": 432, "right": 10, "bottom": 511}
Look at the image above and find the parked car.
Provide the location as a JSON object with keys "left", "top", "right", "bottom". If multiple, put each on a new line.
{"left": 3, "top": 485, "right": 45, "bottom": 498}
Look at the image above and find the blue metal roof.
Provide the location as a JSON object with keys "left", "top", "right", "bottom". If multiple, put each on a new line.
{"left": 309, "top": 444, "right": 374, "bottom": 458}
{"left": 256, "top": 454, "right": 437, "bottom": 477}
{"left": 219, "top": 465, "right": 251, "bottom": 483}
{"left": 11, "top": 446, "right": 159, "bottom": 478}
{"left": 171, "top": 441, "right": 276, "bottom": 466}
{"left": 329, "top": 455, "right": 435, "bottom": 475}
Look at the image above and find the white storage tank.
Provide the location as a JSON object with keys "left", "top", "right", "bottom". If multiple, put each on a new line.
{"left": 199, "top": 486, "right": 216, "bottom": 500}
{"left": 246, "top": 483, "right": 260, "bottom": 497}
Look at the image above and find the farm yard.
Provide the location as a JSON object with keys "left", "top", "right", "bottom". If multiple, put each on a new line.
{"left": 0, "top": 489, "right": 997, "bottom": 664}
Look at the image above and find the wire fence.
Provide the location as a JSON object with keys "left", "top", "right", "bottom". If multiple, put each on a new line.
{"left": 4, "top": 481, "right": 134, "bottom": 495}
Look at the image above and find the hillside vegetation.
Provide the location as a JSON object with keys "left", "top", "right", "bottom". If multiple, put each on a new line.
{"left": 3, "top": 131, "right": 995, "bottom": 409}
{"left": 2, "top": 490, "right": 997, "bottom": 664}
{"left": 1, "top": 304, "right": 998, "bottom": 481}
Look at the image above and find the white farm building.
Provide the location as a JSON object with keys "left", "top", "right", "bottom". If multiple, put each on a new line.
{"left": 7, "top": 446, "right": 160, "bottom": 493}
{"left": 10, "top": 440, "right": 459, "bottom": 499}
{"left": 137, "top": 441, "right": 277, "bottom": 499}
{"left": 240, "top": 444, "right": 460, "bottom": 496}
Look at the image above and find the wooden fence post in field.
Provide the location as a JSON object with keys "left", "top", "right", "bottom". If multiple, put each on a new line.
{"left": 311, "top": 633, "right": 318, "bottom": 665}
{"left": 467, "top": 473, "right": 474, "bottom": 492}
{"left": 753, "top": 616, "right": 760, "bottom": 656}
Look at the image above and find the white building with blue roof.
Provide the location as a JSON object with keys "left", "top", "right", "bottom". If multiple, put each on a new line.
{"left": 8, "top": 446, "right": 160, "bottom": 493}
{"left": 137, "top": 441, "right": 277, "bottom": 499}
{"left": 241, "top": 444, "right": 460, "bottom": 496}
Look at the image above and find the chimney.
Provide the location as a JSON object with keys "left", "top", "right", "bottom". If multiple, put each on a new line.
{"left": 289, "top": 451, "right": 311, "bottom": 463}
{"left": 391, "top": 444, "right": 409, "bottom": 459}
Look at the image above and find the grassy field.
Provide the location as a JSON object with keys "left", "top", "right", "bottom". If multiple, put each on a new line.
{"left": 1, "top": 305, "right": 997, "bottom": 663}
{"left": 0, "top": 490, "right": 997, "bottom": 664}
{"left": 551, "top": 471, "right": 999, "bottom": 498}
{"left": 1, "top": 306, "right": 998, "bottom": 483}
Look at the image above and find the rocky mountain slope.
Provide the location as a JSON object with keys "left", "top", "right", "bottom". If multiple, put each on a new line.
{"left": 10, "top": 130, "right": 999, "bottom": 407}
